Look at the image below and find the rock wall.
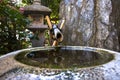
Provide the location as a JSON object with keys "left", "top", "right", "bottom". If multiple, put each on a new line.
{"left": 110, "top": 0, "right": 120, "bottom": 51}
{"left": 60, "top": 0, "right": 119, "bottom": 51}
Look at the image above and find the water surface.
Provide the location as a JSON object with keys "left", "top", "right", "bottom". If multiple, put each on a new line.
{"left": 15, "top": 47, "right": 114, "bottom": 69}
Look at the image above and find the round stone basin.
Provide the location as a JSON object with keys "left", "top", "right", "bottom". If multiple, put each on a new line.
{"left": 15, "top": 46, "right": 114, "bottom": 69}
{"left": 0, "top": 46, "right": 120, "bottom": 80}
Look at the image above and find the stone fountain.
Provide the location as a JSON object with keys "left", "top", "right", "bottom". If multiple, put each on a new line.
{"left": 0, "top": 46, "right": 120, "bottom": 80}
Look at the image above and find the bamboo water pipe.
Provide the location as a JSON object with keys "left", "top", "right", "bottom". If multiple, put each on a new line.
{"left": 45, "top": 16, "right": 65, "bottom": 46}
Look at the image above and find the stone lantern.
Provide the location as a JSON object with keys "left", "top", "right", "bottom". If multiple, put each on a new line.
{"left": 23, "top": 0, "right": 51, "bottom": 47}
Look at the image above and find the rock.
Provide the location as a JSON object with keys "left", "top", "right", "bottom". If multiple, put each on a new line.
{"left": 60, "top": 0, "right": 119, "bottom": 51}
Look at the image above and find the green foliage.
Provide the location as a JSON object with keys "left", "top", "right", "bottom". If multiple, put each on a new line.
{"left": 44, "top": 30, "right": 51, "bottom": 46}
{"left": 22, "top": 0, "right": 33, "bottom": 5}
{"left": 41, "top": 0, "right": 61, "bottom": 19}
{"left": 0, "top": 0, "right": 60, "bottom": 54}
{"left": 0, "top": 1, "right": 30, "bottom": 54}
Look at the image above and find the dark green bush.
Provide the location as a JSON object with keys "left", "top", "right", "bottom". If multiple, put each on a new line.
{"left": 0, "top": 1, "right": 30, "bottom": 54}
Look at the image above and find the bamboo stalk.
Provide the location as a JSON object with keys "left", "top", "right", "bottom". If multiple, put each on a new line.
{"left": 60, "top": 20, "right": 65, "bottom": 29}
{"left": 52, "top": 40, "right": 58, "bottom": 46}
{"left": 45, "top": 15, "right": 52, "bottom": 29}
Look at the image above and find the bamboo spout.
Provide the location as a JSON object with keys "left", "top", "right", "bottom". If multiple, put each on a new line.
{"left": 45, "top": 15, "right": 65, "bottom": 46}
{"left": 52, "top": 24, "right": 63, "bottom": 42}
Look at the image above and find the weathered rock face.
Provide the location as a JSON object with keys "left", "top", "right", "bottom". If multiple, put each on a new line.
{"left": 110, "top": 0, "right": 120, "bottom": 51}
{"left": 60, "top": 0, "right": 119, "bottom": 51}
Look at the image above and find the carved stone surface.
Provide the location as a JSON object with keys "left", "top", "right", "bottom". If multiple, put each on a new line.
{"left": 60, "top": 0, "right": 119, "bottom": 51}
